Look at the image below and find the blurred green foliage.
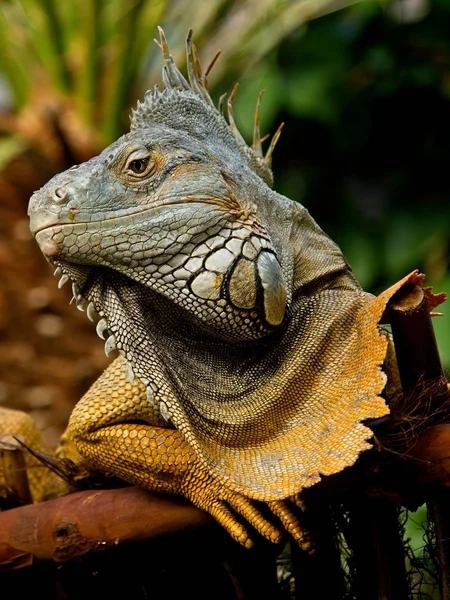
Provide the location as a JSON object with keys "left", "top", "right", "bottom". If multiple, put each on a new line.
{"left": 0, "top": 0, "right": 348, "bottom": 142}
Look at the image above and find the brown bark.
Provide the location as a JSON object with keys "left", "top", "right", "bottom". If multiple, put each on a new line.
{"left": 0, "top": 486, "right": 212, "bottom": 568}
{"left": 388, "top": 282, "right": 445, "bottom": 393}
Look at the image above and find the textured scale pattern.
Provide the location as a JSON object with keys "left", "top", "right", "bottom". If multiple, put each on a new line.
{"left": 0, "top": 29, "right": 438, "bottom": 548}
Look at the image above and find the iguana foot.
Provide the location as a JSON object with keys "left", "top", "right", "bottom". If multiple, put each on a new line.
{"left": 206, "top": 497, "right": 282, "bottom": 548}
{"left": 181, "top": 468, "right": 283, "bottom": 547}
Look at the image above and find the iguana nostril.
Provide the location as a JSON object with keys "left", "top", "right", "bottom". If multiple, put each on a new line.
{"left": 51, "top": 188, "right": 67, "bottom": 203}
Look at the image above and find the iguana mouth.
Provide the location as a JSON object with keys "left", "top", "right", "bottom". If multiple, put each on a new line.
{"left": 30, "top": 197, "right": 241, "bottom": 239}
{"left": 30, "top": 216, "right": 63, "bottom": 237}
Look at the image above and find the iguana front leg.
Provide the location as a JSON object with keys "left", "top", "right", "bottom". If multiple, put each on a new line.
{"left": 68, "top": 356, "right": 308, "bottom": 549}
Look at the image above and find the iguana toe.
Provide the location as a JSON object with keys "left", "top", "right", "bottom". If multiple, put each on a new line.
{"left": 268, "top": 500, "right": 313, "bottom": 553}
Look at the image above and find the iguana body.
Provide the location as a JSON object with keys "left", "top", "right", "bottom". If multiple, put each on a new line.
{"left": 0, "top": 30, "right": 418, "bottom": 547}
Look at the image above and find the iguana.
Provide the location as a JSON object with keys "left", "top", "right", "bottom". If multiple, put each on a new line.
{"left": 0, "top": 29, "right": 430, "bottom": 549}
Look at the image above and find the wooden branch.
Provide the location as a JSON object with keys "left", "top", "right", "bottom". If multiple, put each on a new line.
{"left": 388, "top": 282, "right": 444, "bottom": 393}
{"left": 0, "top": 486, "right": 212, "bottom": 568}
{"left": 388, "top": 282, "right": 450, "bottom": 473}
{"left": 389, "top": 280, "right": 450, "bottom": 600}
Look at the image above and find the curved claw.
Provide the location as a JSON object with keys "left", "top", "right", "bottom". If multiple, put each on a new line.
{"left": 208, "top": 499, "right": 254, "bottom": 548}
{"left": 268, "top": 499, "right": 314, "bottom": 553}
{"left": 226, "top": 493, "right": 283, "bottom": 545}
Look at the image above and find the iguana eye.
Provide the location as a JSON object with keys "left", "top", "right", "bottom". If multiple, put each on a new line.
{"left": 124, "top": 152, "right": 154, "bottom": 177}
{"left": 128, "top": 157, "right": 150, "bottom": 174}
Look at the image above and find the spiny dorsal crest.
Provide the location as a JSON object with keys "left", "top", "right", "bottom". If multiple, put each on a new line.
{"left": 130, "top": 27, "right": 283, "bottom": 188}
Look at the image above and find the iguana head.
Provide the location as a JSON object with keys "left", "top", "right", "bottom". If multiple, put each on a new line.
{"left": 28, "top": 28, "right": 287, "bottom": 345}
